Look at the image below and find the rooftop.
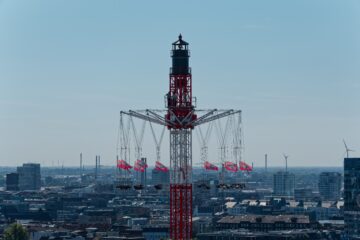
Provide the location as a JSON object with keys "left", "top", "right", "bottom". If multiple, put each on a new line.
{"left": 218, "top": 214, "right": 310, "bottom": 224}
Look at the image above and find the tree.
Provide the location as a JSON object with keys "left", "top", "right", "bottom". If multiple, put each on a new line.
{"left": 3, "top": 223, "right": 28, "bottom": 240}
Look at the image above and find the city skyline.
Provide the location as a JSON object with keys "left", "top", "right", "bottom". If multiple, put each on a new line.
{"left": 1, "top": 0, "right": 359, "bottom": 167}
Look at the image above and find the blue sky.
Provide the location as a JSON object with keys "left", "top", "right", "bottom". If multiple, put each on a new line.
{"left": 0, "top": 0, "right": 359, "bottom": 167}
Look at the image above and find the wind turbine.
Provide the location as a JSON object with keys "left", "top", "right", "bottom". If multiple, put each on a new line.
{"left": 343, "top": 139, "right": 355, "bottom": 158}
{"left": 283, "top": 154, "right": 289, "bottom": 172}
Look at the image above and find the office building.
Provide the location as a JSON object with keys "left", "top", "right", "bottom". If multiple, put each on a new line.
{"left": 215, "top": 215, "right": 317, "bottom": 231}
{"left": 318, "top": 172, "right": 342, "bottom": 201}
{"left": 152, "top": 168, "right": 169, "bottom": 185}
{"left": 344, "top": 158, "right": 360, "bottom": 238}
{"left": 141, "top": 157, "right": 147, "bottom": 186}
{"left": 294, "top": 188, "right": 313, "bottom": 201}
{"left": 6, "top": 173, "right": 19, "bottom": 191}
{"left": 273, "top": 171, "right": 295, "bottom": 197}
{"left": 17, "top": 163, "right": 41, "bottom": 190}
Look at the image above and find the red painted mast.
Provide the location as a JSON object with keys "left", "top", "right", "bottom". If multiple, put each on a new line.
{"left": 166, "top": 34, "right": 196, "bottom": 239}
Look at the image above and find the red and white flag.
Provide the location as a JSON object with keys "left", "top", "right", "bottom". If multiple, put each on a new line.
{"left": 223, "top": 161, "right": 238, "bottom": 172}
{"left": 239, "top": 161, "right": 253, "bottom": 172}
{"left": 117, "top": 159, "right": 132, "bottom": 171}
{"left": 204, "top": 161, "right": 219, "bottom": 171}
{"left": 134, "top": 159, "right": 148, "bottom": 172}
{"left": 155, "top": 161, "right": 169, "bottom": 172}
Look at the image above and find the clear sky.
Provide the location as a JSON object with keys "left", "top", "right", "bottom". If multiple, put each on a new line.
{"left": 0, "top": 0, "right": 359, "bottom": 167}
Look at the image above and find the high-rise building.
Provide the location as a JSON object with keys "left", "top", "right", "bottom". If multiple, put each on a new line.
{"left": 273, "top": 171, "right": 295, "bottom": 197}
{"left": 294, "top": 188, "right": 313, "bottom": 201}
{"left": 140, "top": 157, "right": 147, "bottom": 186}
{"left": 318, "top": 172, "right": 342, "bottom": 201}
{"left": 344, "top": 158, "right": 360, "bottom": 238}
{"left": 17, "top": 163, "right": 41, "bottom": 190}
{"left": 152, "top": 168, "right": 170, "bottom": 186}
{"left": 6, "top": 173, "right": 19, "bottom": 191}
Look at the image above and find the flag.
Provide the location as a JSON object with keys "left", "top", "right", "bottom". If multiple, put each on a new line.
{"left": 239, "top": 161, "right": 253, "bottom": 172}
{"left": 117, "top": 159, "right": 132, "bottom": 171}
{"left": 134, "top": 159, "right": 148, "bottom": 172}
{"left": 155, "top": 161, "right": 169, "bottom": 172}
{"left": 136, "top": 159, "right": 148, "bottom": 168}
{"left": 134, "top": 164, "right": 145, "bottom": 172}
{"left": 223, "top": 161, "right": 238, "bottom": 172}
{"left": 204, "top": 161, "right": 219, "bottom": 171}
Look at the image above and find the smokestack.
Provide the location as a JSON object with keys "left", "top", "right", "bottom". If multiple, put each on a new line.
{"left": 95, "top": 155, "right": 98, "bottom": 180}
{"left": 80, "top": 153, "right": 83, "bottom": 175}
{"left": 98, "top": 155, "right": 101, "bottom": 174}
{"left": 265, "top": 154, "right": 268, "bottom": 172}
{"left": 141, "top": 157, "right": 147, "bottom": 186}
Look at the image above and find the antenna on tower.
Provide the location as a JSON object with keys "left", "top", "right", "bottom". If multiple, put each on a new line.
{"left": 283, "top": 154, "right": 289, "bottom": 172}
{"left": 343, "top": 139, "right": 355, "bottom": 158}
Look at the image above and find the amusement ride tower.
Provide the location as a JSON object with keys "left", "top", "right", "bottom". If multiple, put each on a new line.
{"left": 166, "top": 35, "right": 195, "bottom": 239}
{"left": 120, "top": 35, "right": 241, "bottom": 239}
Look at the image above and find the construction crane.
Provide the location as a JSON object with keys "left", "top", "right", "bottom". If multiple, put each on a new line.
{"left": 120, "top": 35, "right": 241, "bottom": 239}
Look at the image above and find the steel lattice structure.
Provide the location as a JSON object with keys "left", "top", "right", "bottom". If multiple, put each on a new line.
{"left": 120, "top": 35, "right": 241, "bottom": 240}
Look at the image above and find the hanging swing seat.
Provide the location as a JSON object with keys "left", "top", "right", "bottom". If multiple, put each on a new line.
{"left": 116, "top": 185, "right": 132, "bottom": 190}
{"left": 231, "top": 183, "right": 246, "bottom": 189}
{"left": 133, "top": 184, "right": 144, "bottom": 190}
{"left": 197, "top": 183, "right": 210, "bottom": 190}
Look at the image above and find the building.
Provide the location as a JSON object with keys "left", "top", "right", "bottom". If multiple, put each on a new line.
{"left": 197, "top": 230, "right": 326, "bottom": 240}
{"left": 273, "top": 171, "right": 295, "bottom": 197}
{"left": 294, "top": 188, "right": 314, "bottom": 201}
{"left": 151, "top": 168, "right": 169, "bottom": 185}
{"left": 6, "top": 173, "right": 19, "bottom": 191}
{"left": 344, "top": 158, "right": 360, "bottom": 238}
{"left": 17, "top": 163, "right": 41, "bottom": 190}
{"left": 285, "top": 200, "right": 343, "bottom": 221}
{"left": 78, "top": 209, "right": 115, "bottom": 225}
{"left": 318, "top": 172, "right": 342, "bottom": 201}
{"left": 215, "top": 214, "right": 318, "bottom": 231}
{"left": 142, "top": 225, "right": 169, "bottom": 240}
{"left": 140, "top": 157, "right": 147, "bottom": 186}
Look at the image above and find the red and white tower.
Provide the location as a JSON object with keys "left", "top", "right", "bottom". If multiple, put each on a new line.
{"left": 119, "top": 35, "right": 241, "bottom": 240}
{"left": 166, "top": 35, "right": 195, "bottom": 239}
